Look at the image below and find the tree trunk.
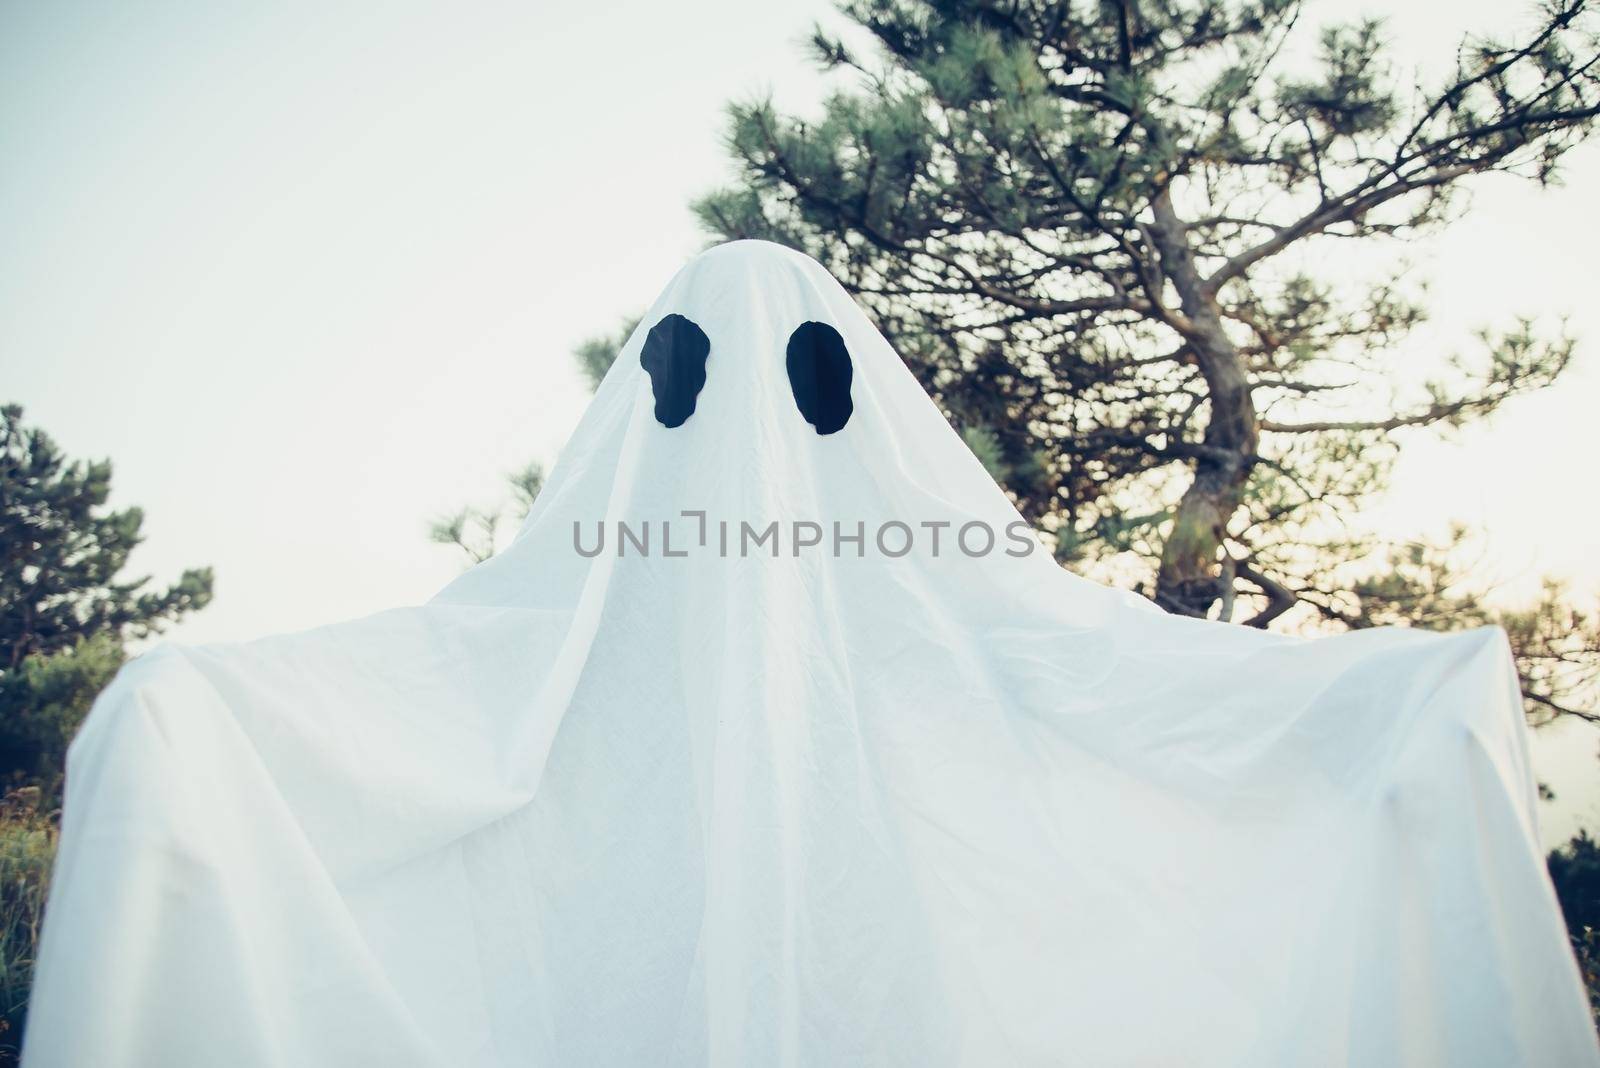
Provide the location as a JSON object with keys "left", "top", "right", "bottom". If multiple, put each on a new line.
{"left": 1144, "top": 190, "right": 1260, "bottom": 619}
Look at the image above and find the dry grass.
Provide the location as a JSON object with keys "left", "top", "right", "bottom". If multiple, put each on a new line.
{"left": 0, "top": 790, "right": 55, "bottom": 1067}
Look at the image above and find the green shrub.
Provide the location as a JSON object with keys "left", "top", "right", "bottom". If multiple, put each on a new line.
{"left": 1549, "top": 831, "right": 1600, "bottom": 1025}
{"left": 0, "top": 637, "right": 122, "bottom": 804}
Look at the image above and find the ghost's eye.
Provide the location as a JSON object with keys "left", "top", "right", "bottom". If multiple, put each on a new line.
{"left": 785, "top": 321, "right": 853, "bottom": 435}
{"left": 639, "top": 314, "right": 711, "bottom": 428}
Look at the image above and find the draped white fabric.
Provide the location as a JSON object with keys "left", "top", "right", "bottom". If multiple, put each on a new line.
{"left": 25, "top": 241, "right": 1598, "bottom": 1066}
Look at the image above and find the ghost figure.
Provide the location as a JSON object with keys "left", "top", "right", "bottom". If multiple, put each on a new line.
{"left": 24, "top": 242, "right": 1597, "bottom": 1067}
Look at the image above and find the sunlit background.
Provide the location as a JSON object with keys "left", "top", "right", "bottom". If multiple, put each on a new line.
{"left": 3, "top": 0, "right": 1597, "bottom": 842}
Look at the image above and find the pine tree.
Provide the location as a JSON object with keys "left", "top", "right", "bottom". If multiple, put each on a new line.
{"left": 695, "top": 0, "right": 1598, "bottom": 622}
{"left": 579, "top": 0, "right": 1600, "bottom": 718}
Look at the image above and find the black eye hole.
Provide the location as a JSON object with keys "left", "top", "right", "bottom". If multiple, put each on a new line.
{"left": 785, "top": 321, "right": 853, "bottom": 435}
{"left": 639, "top": 313, "right": 711, "bottom": 428}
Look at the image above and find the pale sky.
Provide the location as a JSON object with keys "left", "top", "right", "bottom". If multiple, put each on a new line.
{"left": 3, "top": 0, "right": 1597, "bottom": 842}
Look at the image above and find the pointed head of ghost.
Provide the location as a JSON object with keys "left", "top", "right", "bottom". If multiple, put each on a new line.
{"left": 634, "top": 241, "right": 858, "bottom": 436}
{"left": 573, "top": 238, "right": 979, "bottom": 522}
{"left": 438, "top": 238, "right": 1077, "bottom": 610}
